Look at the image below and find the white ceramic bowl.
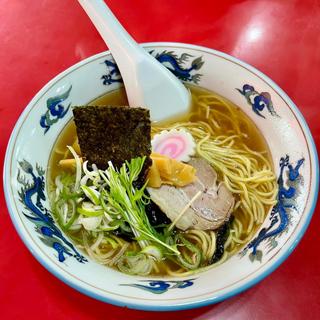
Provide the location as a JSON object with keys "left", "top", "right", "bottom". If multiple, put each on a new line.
{"left": 4, "top": 43, "right": 319, "bottom": 311}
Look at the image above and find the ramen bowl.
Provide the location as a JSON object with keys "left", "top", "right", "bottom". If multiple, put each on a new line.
{"left": 4, "top": 43, "right": 319, "bottom": 311}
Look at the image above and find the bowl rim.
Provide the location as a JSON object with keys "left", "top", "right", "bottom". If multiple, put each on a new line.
{"left": 3, "top": 42, "right": 319, "bottom": 311}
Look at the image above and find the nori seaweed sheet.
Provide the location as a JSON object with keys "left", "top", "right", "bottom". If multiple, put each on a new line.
{"left": 73, "top": 105, "right": 151, "bottom": 170}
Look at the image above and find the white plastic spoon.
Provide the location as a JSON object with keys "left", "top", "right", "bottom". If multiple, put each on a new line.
{"left": 78, "top": 0, "right": 191, "bottom": 122}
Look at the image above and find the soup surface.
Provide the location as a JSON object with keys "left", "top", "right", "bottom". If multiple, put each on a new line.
{"left": 48, "top": 85, "right": 276, "bottom": 277}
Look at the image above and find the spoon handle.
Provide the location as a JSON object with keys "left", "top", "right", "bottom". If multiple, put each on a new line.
{"left": 78, "top": 0, "right": 142, "bottom": 63}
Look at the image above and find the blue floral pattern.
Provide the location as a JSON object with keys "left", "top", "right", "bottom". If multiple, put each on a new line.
{"left": 17, "top": 160, "right": 87, "bottom": 263}
{"left": 40, "top": 85, "right": 72, "bottom": 134}
{"left": 241, "top": 155, "right": 304, "bottom": 262}
{"left": 120, "top": 279, "right": 195, "bottom": 294}
{"left": 237, "top": 84, "right": 279, "bottom": 118}
{"left": 102, "top": 50, "right": 204, "bottom": 85}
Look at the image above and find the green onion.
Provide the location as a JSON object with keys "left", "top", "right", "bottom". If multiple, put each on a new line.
{"left": 53, "top": 195, "right": 79, "bottom": 231}
{"left": 98, "top": 224, "right": 120, "bottom": 231}
{"left": 66, "top": 145, "right": 82, "bottom": 191}
{"left": 102, "top": 236, "right": 119, "bottom": 249}
{"left": 77, "top": 207, "right": 104, "bottom": 217}
{"left": 63, "top": 200, "right": 78, "bottom": 230}
{"left": 176, "top": 234, "right": 201, "bottom": 269}
{"left": 141, "top": 245, "right": 163, "bottom": 260}
{"left": 81, "top": 185, "right": 100, "bottom": 205}
{"left": 117, "top": 252, "right": 153, "bottom": 275}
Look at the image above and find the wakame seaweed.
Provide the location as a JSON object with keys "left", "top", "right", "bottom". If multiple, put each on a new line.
{"left": 73, "top": 105, "right": 152, "bottom": 170}
{"left": 210, "top": 216, "right": 234, "bottom": 264}
{"left": 145, "top": 197, "right": 171, "bottom": 227}
{"left": 112, "top": 223, "right": 135, "bottom": 242}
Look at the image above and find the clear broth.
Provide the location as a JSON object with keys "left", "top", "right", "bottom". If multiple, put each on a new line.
{"left": 48, "top": 85, "right": 269, "bottom": 179}
{"left": 48, "top": 85, "right": 272, "bottom": 275}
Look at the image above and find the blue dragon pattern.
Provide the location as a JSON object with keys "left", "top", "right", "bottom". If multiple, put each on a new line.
{"left": 101, "top": 60, "right": 122, "bottom": 85}
{"left": 241, "top": 155, "right": 304, "bottom": 262}
{"left": 17, "top": 160, "right": 87, "bottom": 263}
{"left": 237, "top": 84, "right": 279, "bottom": 118}
{"left": 40, "top": 85, "right": 72, "bottom": 134}
{"left": 120, "top": 279, "right": 195, "bottom": 294}
{"left": 101, "top": 50, "right": 204, "bottom": 85}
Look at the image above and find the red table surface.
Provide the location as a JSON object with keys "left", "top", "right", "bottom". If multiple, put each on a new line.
{"left": 1, "top": 0, "right": 319, "bottom": 319}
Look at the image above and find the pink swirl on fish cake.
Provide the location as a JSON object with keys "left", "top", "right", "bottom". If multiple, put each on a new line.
{"left": 153, "top": 136, "right": 186, "bottom": 159}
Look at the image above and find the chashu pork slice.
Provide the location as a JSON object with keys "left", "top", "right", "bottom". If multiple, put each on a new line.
{"left": 147, "top": 158, "right": 234, "bottom": 230}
